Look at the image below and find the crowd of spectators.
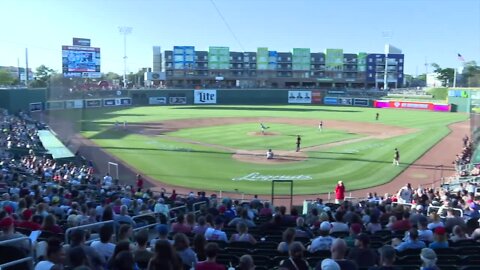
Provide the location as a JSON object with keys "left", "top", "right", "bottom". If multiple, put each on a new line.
{"left": 0, "top": 108, "right": 479, "bottom": 270}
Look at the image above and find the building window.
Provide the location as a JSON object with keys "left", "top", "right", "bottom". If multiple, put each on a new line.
{"left": 287, "top": 57, "right": 291, "bottom": 61}
{"left": 399, "top": 59, "right": 403, "bottom": 63}
{"left": 368, "top": 66, "right": 373, "bottom": 70}
{"left": 278, "top": 56, "right": 282, "bottom": 61}
{"left": 369, "top": 73, "right": 373, "bottom": 78}
{"left": 311, "top": 57, "right": 315, "bottom": 61}
{"left": 320, "top": 57, "right": 324, "bottom": 61}
{"left": 287, "top": 64, "right": 291, "bottom": 68}
{"left": 238, "top": 56, "right": 242, "bottom": 60}
{"left": 252, "top": 56, "right": 256, "bottom": 60}
{"left": 369, "top": 59, "right": 373, "bottom": 63}
{"left": 399, "top": 66, "right": 403, "bottom": 70}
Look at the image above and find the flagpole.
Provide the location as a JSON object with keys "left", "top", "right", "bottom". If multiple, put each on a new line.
{"left": 453, "top": 68, "right": 457, "bottom": 88}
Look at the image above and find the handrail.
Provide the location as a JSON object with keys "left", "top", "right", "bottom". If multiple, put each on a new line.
{"left": 0, "top": 237, "right": 33, "bottom": 270}
{"left": 192, "top": 201, "right": 206, "bottom": 214}
{"left": 65, "top": 220, "right": 115, "bottom": 244}
{"left": 132, "top": 211, "right": 158, "bottom": 220}
{"left": 427, "top": 205, "right": 464, "bottom": 217}
{"left": 391, "top": 202, "right": 414, "bottom": 208}
{"left": 168, "top": 205, "right": 187, "bottom": 223}
{"left": 0, "top": 257, "right": 33, "bottom": 269}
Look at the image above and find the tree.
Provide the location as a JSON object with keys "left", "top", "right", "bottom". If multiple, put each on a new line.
{"left": 102, "top": 72, "right": 121, "bottom": 81}
{"left": 431, "top": 63, "right": 455, "bottom": 87}
{"left": 461, "top": 61, "right": 480, "bottom": 87}
{"left": 0, "top": 69, "right": 15, "bottom": 86}
{"left": 29, "top": 65, "right": 56, "bottom": 88}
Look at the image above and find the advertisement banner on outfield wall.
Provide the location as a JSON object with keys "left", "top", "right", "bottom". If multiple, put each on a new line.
{"left": 288, "top": 91, "right": 312, "bottom": 104}
{"left": 338, "top": 97, "right": 353, "bottom": 105}
{"left": 169, "top": 97, "right": 187, "bottom": 105}
{"left": 149, "top": 97, "right": 167, "bottom": 105}
{"left": 353, "top": 98, "right": 369, "bottom": 107}
{"left": 194, "top": 90, "right": 217, "bottom": 104}
{"left": 29, "top": 102, "right": 42, "bottom": 112}
{"left": 324, "top": 97, "right": 338, "bottom": 105}
{"left": 45, "top": 101, "right": 65, "bottom": 110}
{"left": 373, "top": 100, "right": 450, "bottom": 112}
{"left": 65, "top": 100, "right": 84, "bottom": 109}
{"left": 85, "top": 99, "right": 102, "bottom": 108}
{"left": 103, "top": 98, "right": 132, "bottom": 107}
{"left": 312, "top": 91, "right": 322, "bottom": 104}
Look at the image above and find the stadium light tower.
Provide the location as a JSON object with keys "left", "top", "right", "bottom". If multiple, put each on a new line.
{"left": 118, "top": 26, "right": 133, "bottom": 88}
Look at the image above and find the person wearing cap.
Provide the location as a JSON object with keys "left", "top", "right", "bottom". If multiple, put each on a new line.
{"left": 153, "top": 197, "right": 170, "bottom": 218}
{"left": 420, "top": 248, "right": 440, "bottom": 270}
{"left": 319, "top": 258, "right": 340, "bottom": 270}
{"left": 368, "top": 245, "right": 400, "bottom": 270}
{"left": 280, "top": 241, "right": 310, "bottom": 270}
{"left": 204, "top": 217, "right": 228, "bottom": 243}
{"left": 16, "top": 208, "right": 41, "bottom": 230}
{"left": 0, "top": 216, "right": 30, "bottom": 252}
{"left": 315, "top": 238, "right": 357, "bottom": 270}
{"left": 335, "top": 181, "right": 345, "bottom": 204}
{"left": 347, "top": 233, "right": 377, "bottom": 268}
{"left": 344, "top": 223, "right": 362, "bottom": 248}
{"left": 428, "top": 227, "right": 449, "bottom": 249}
{"left": 150, "top": 224, "right": 173, "bottom": 248}
{"left": 308, "top": 221, "right": 336, "bottom": 252}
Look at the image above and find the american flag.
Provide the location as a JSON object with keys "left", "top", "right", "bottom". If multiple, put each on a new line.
{"left": 458, "top": 53, "right": 465, "bottom": 62}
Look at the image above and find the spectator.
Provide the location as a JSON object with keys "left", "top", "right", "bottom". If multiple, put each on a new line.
{"left": 117, "top": 224, "right": 133, "bottom": 243}
{"left": 0, "top": 216, "right": 30, "bottom": 251}
{"left": 67, "top": 229, "right": 105, "bottom": 269}
{"left": 147, "top": 239, "right": 181, "bottom": 270}
{"left": 347, "top": 233, "right": 377, "bottom": 268}
{"left": 91, "top": 225, "right": 116, "bottom": 262}
{"left": 429, "top": 227, "right": 449, "bottom": 249}
{"left": 280, "top": 241, "right": 310, "bottom": 270}
{"left": 259, "top": 201, "right": 272, "bottom": 217}
{"left": 416, "top": 217, "right": 434, "bottom": 243}
{"left": 132, "top": 230, "right": 153, "bottom": 269}
{"left": 394, "top": 228, "right": 426, "bottom": 252}
{"left": 419, "top": 248, "right": 440, "bottom": 270}
{"left": 107, "top": 241, "right": 131, "bottom": 269}
{"left": 115, "top": 205, "right": 136, "bottom": 227}
{"left": 295, "top": 217, "right": 314, "bottom": 239}
{"left": 112, "top": 250, "right": 136, "bottom": 270}
{"left": 228, "top": 208, "right": 256, "bottom": 228}
{"left": 450, "top": 225, "right": 468, "bottom": 242}
{"left": 67, "top": 246, "right": 89, "bottom": 270}
{"left": 173, "top": 233, "right": 198, "bottom": 269}
{"left": 315, "top": 238, "right": 357, "bottom": 270}
{"left": 237, "top": 254, "right": 255, "bottom": 270}
{"left": 150, "top": 224, "right": 172, "bottom": 247}
{"left": 196, "top": 242, "right": 225, "bottom": 270}
{"left": 230, "top": 222, "right": 257, "bottom": 245}
{"left": 368, "top": 245, "right": 400, "bottom": 270}
{"left": 171, "top": 214, "right": 192, "bottom": 234}
{"left": 427, "top": 212, "right": 444, "bottom": 230}
{"left": 330, "top": 211, "right": 349, "bottom": 233}
{"left": 335, "top": 181, "right": 345, "bottom": 204}
{"left": 35, "top": 238, "right": 65, "bottom": 270}
{"left": 16, "top": 209, "right": 41, "bottom": 230}
{"left": 319, "top": 259, "right": 340, "bottom": 270}
{"left": 192, "top": 216, "right": 210, "bottom": 235}
{"left": 385, "top": 216, "right": 397, "bottom": 231}
{"left": 444, "top": 208, "right": 465, "bottom": 232}
{"left": 309, "top": 221, "right": 336, "bottom": 252}
{"left": 193, "top": 234, "right": 207, "bottom": 261}
{"left": 344, "top": 223, "right": 362, "bottom": 248}
{"left": 204, "top": 217, "right": 228, "bottom": 242}
{"left": 41, "top": 214, "right": 63, "bottom": 234}
{"left": 278, "top": 228, "right": 296, "bottom": 254}
{"left": 391, "top": 211, "right": 411, "bottom": 232}
{"left": 366, "top": 214, "right": 382, "bottom": 234}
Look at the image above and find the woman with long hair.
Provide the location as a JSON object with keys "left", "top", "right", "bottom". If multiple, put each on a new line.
{"left": 41, "top": 214, "right": 63, "bottom": 234}
{"left": 147, "top": 240, "right": 182, "bottom": 270}
{"left": 279, "top": 241, "right": 310, "bottom": 270}
{"left": 192, "top": 234, "right": 207, "bottom": 262}
{"left": 230, "top": 222, "right": 257, "bottom": 245}
{"left": 277, "top": 228, "right": 296, "bottom": 254}
{"left": 173, "top": 233, "right": 198, "bottom": 269}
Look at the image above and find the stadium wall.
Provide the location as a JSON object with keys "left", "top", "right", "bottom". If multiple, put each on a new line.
{"left": 0, "top": 88, "right": 47, "bottom": 113}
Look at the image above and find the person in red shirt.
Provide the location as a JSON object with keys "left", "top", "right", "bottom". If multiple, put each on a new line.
{"left": 195, "top": 242, "right": 225, "bottom": 270}
{"left": 335, "top": 181, "right": 346, "bottom": 204}
{"left": 16, "top": 209, "right": 41, "bottom": 231}
{"left": 41, "top": 214, "right": 63, "bottom": 234}
{"left": 136, "top": 174, "right": 144, "bottom": 190}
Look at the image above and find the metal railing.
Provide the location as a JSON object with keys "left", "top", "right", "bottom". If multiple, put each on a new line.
{"left": 65, "top": 220, "right": 114, "bottom": 244}
{"left": 0, "top": 237, "right": 33, "bottom": 270}
{"left": 427, "top": 205, "right": 464, "bottom": 218}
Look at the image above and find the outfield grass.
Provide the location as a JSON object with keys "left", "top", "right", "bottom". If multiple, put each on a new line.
{"left": 51, "top": 105, "right": 468, "bottom": 195}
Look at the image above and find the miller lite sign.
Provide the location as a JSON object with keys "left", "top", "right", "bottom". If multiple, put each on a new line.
{"left": 194, "top": 90, "right": 217, "bottom": 104}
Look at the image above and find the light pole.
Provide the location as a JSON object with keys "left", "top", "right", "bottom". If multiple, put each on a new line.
{"left": 118, "top": 26, "right": 132, "bottom": 88}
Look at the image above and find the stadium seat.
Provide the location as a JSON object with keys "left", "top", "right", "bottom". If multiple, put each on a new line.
{"left": 0, "top": 245, "right": 29, "bottom": 270}
{"left": 250, "top": 255, "right": 273, "bottom": 268}
{"left": 437, "top": 265, "right": 460, "bottom": 270}
{"left": 451, "top": 239, "right": 477, "bottom": 247}
{"left": 461, "top": 255, "right": 480, "bottom": 264}
{"left": 456, "top": 246, "right": 480, "bottom": 255}
{"left": 437, "top": 254, "right": 460, "bottom": 265}
{"left": 396, "top": 255, "right": 421, "bottom": 265}
{"left": 256, "top": 241, "right": 278, "bottom": 250}
{"left": 216, "top": 254, "right": 239, "bottom": 266}
{"left": 330, "top": 231, "right": 349, "bottom": 238}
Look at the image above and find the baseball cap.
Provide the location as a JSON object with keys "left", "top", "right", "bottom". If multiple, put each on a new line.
{"left": 0, "top": 217, "right": 14, "bottom": 228}
{"left": 434, "top": 227, "right": 446, "bottom": 235}
{"left": 321, "top": 259, "right": 340, "bottom": 270}
{"left": 356, "top": 233, "right": 370, "bottom": 246}
{"left": 155, "top": 224, "right": 168, "bottom": 235}
{"left": 320, "top": 221, "right": 331, "bottom": 231}
{"left": 416, "top": 205, "right": 423, "bottom": 211}
{"left": 420, "top": 248, "right": 437, "bottom": 261}
{"left": 23, "top": 209, "right": 33, "bottom": 220}
{"left": 218, "top": 205, "right": 226, "bottom": 213}
{"left": 3, "top": 205, "right": 13, "bottom": 214}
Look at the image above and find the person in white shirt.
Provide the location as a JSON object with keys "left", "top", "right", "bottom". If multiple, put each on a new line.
{"left": 397, "top": 183, "right": 412, "bottom": 204}
{"left": 103, "top": 173, "right": 113, "bottom": 187}
{"left": 154, "top": 198, "right": 169, "bottom": 218}
{"left": 266, "top": 149, "right": 274, "bottom": 159}
{"left": 35, "top": 238, "right": 65, "bottom": 270}
{"left": 308, "top": 221, "right": 336, "bottom": 252}
{"left": 204, "top": 217, "right": 228, "bottom": 243}
{"left": 90, "top": 225, "right": 116, "bottom": 261}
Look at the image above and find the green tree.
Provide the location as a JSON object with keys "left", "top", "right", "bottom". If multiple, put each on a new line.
{"left": 0, "top": 69, "right": 15, "bottom": 85}
{"left": 102, "top": 72, "right": 121, "bottom": 81}
{"left": 431, "top": 63, "right": 455, "bottom": 87}
{"left": 462, "top": 61, "right": 480, "bottom": 87}
{"left": 30, "top": 65, "right": 56, "bottom": 87}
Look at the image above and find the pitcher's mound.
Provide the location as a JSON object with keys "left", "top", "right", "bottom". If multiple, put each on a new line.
{"left": 247, "top": 131, "right": 280, "bottom": 136}
{"left": 233, "top": 150, "right": 307, "bottom": 164}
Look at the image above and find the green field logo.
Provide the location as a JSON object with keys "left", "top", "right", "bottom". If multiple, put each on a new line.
{"left": 232, "top": 173, "right": 312, "bottom": 181}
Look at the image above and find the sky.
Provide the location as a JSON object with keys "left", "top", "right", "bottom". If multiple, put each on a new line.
{"left": 1, "top": 0, "right": 479, "bottom": 76}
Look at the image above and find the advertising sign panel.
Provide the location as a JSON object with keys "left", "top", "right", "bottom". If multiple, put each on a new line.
{"left": 288, "top": 91, "right": 312, "bottom": 104}
{"left": 73, "top": 38, "right": 91, "bottom": 47}
{"left": 324, "top": 97, "right": 339, "bottom": 105}
{"left": 353, "top": 98, "right": 369, "bottom": 107}
{"left": 374, "top": 100, "right": 450, "bottom": 112}
{"left": 312, "top": 91, "right": 322, "bottom": 104}
{"left": 149, "top": 97, "right": 167, "bottom": 105}
{"left": 169, "top": 97, "right": 187, "bottom": 105}
{"left": 257, "top": 47, "right": 269, "bottom": 70}
{"left": 45, "top": 101, "right": 65, "bottom": 110}
{"left": 208, "top": 47, "right": 230, "bottom": 69}
{"left": 103, "top": 98, "right": 132, "bottom": 107}
{"left": 325, "top": 49, "right": 344, "bottom": 71}
{"left": 357, "top": 52, "right": 367, "bottom": 72}
{"left": 65, "top": 100, "right": 84, "bottom": 109}
{"left": 29, "top": 102, "right": 42, "bottom": 112}
{"left": 292, "top": 48, "right": 311, "bottom": 71}
{"left": 62, "top": 45, "right": 101, "bottom": 78}
{"left": 194, "top": 90, "right": 217, "bottom": 104}
{"left": 85, "top": 99, "right": 102, "bottom": 108}
{"left": 338, "top": 97, "right": 353, "bottom": 105}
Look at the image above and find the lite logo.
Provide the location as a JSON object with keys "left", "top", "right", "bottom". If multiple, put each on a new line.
{"left": 197, "top": 92, "right": 215, "bottom": 103}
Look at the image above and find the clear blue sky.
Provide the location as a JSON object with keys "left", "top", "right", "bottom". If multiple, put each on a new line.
{"left": 1, "top": 0, "right": 479, "bottom": 76}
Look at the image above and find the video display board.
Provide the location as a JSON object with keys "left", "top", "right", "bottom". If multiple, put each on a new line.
{"left": 325, "top": 48, "right": 344, "bottom": 71}
{"left": 62, "top": 46, "right": 101, "bottom": 78}
{"left": 292, "top": 48, "right": 311, "bottom": 71}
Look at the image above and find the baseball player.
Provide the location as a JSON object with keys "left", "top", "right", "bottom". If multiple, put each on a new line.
{"left": 376, "top": 113, "right": 380, "bottom": 121}
{"left": 393, "top": 148, "right": 400, "bottom": 166}
{"left": 296, "top": 135, "right": 301, "bottom": 152}
{"left": 260, "top": 123, "right": 269, "bottom": 135}
{"left": 319, "top": 121, "right": 323, "bottom": 131}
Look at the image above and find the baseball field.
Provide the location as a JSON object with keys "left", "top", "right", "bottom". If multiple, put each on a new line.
{"left": 56, "top": 105, "right": 467, "bottom": 195}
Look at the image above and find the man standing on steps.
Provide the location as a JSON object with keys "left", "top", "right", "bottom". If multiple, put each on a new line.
{"left": 393, "top": 148, "right": 400, "bottom": 166}
{"left": 296, "top": 135, "right": 302, "bottom": 152}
